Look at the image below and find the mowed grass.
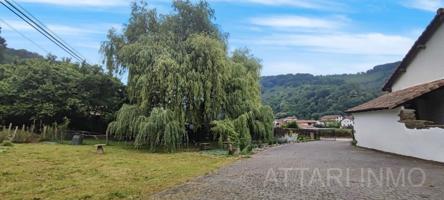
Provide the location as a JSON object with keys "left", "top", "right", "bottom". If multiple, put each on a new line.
{"left": 0, "top": 143, "right": 235, "bottom": 200}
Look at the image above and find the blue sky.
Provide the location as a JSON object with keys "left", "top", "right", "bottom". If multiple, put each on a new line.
{"left": 0, "top": 0, "right": 443, "bottom": 76}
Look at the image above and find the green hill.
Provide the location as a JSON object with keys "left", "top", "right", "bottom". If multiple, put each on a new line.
{"left": 1, "top": 28, "right": 42, "bottom": 64}
{"left": 260, "top": 62, "right": 399, "bottom": 119}
{"left": 1, "top": 48, "right": 43, "bottom": 64}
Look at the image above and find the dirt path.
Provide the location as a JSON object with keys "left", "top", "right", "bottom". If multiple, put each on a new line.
{"left": 151, "top": 141, "right": 444, "bottom": 200}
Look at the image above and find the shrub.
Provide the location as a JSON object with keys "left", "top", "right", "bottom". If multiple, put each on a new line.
{"left": 325, "top": 121, "right": 341, "bottom": 128}
{"left": 1, "top": 140, "right": 13, "bottom": 147}
{"left": 40, "top": 118, "right": 70, "bottom": 143}
{"left": 317, "top": 128, "right": 352, "bottom": 138}
{"left": 297, "top": 135, "right": 308, "bottom": 142}
{"left": 0, "top": 131, "right": 10, "bottom": 143}
{"left": 12, "top": 129, "right": 38, "bottom": 143}
{"left": 285, "top": 121, "right": 299, "bottom": 129}
{"left": 351, "top": 140, "right": 358, "bottom": 146}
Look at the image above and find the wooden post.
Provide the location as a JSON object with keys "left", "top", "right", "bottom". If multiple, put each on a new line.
{"left": 11, "top": 126, "right": 18, "bottom": 141}
{"left": 106, "top": 130, "right": 109, "bottom": 145}
{"left": 54, "top": 126, "right": 58, "bottom": 143}
{"left": 8, "top": 123, "right": 12, "bottom": 135}
{"left": 42, "top": 126, "right": 47, "bottom": 140}
{"left": 60, "top": 127, "right": 63, "bottom": 144}
{"left": 30, "top": 120, "right": 35, "bottom": 134}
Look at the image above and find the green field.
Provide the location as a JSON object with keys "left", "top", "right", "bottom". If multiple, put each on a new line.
{"left": 0, "top": 143, "right": 235, "bottom": 199}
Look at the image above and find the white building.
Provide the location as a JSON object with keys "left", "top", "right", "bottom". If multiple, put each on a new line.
{"left": 340, "top": 118, "right": 354, "bottom": 128}
{"left": 320, "top": 115, "right": 343, "bottom": 122}
{"left": 348, "top": 8, "right": 444, "bottom": 163}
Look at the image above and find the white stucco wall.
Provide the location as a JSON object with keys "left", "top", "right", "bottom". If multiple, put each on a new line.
{"left": 391, "top": 24, "right": 444, "bottom": 91}
{"left": 353, "top": 107, "right": 444, "bottom": 162}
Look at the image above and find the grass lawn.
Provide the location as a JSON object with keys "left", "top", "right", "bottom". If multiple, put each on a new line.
{"left": 0, "top": 142, "right": 235, "bottom": 200}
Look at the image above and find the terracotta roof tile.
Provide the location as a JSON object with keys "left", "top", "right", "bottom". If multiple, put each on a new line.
{"left": 347, "top": 79, "right": 444, "bottom": 113}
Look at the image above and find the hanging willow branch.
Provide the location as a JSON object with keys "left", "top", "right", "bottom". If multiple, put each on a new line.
{"left": 210, "top": 105, "right": 274, "bottom": 153}
{"left": 106, "top": 104, "right": 142, "bottom": 140}
{"left": 134, "top": 108, "right": 187, "bottom": 152}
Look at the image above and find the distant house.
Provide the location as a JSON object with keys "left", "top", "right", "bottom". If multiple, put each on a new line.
{"left": 274, "top": 116, "right": 298, "bottom": 128}
{"left": 320, "top": 115, "right": 343, "bottom": 122}
{"left": 347, "top": 9, "right": 444, "bottom": 162}
{"left": 296, "top": 120, "right": 317, "bottom": 129}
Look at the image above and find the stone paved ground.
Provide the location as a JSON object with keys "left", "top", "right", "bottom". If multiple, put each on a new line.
{"left": 151, "top": 141, "right": 444, "bottom": 200}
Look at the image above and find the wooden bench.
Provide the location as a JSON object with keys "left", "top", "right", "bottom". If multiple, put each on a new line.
{"left": 199, "top": 143, "right": 211, "bottom": 151}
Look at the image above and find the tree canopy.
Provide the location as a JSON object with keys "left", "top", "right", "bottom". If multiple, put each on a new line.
{"left": 0, "top": 58, "right": 127, "bottom": 132}
{"left": 103, "top": 0, "right": 273, "bottom": 152}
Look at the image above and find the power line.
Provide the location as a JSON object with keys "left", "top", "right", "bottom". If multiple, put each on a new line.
{"left": 9, "top": 0, "right": 86, "bottom": 60}
{"left": 2, "top": 0, "right": 84, "bottom": 61}
{"left": 0, "top": 0, "right": 82, "bottom": 61}
{"left": 0, "top": 17, "right": 50, "bottom": 54}
{"left": 0, "top": 0, "right": 85, "bottom": 62}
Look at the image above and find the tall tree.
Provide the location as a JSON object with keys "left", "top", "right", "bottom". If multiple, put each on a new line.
{"left": 104, "top": 0, "right": 273, "bottom": 152}
{"left": 0, "top": 59, "right": 126, "bottom": 132}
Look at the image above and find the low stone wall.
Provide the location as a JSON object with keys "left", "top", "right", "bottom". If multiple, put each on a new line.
{"left": 274, "top": 127, "right": 352, "bottom": 141}
{"left": 274, "top": 128, "right": 325, "bottom": 143}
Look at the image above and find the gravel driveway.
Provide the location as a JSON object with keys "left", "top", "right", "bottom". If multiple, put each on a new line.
{"left": 151, "top": 141, "right": 444, "bottom": 200}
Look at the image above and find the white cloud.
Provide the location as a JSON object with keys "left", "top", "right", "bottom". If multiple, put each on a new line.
{"left": 261, "top": 61, "right": 316, "bottom": 75}
{"left": 18, "top": 0, "right": 344, "bottom": 9}
{"left": 17, "top": 0, "right": 128, "bottom": 7}
{"left": 212, "top": 0, "right": 345, "bottom": 10}
{"left": 251, "top": 32, "right": 414, "bottom": 56}
{"left": 261, "top": 60, "right": 385, "bottom": 75}
{"left": 250, "top": 15, "right": 348, "bottom": 29}
{"left": 0, "top": 19, "right": 119, "bottom": 36}
{"left": 402, "top": 0, "right": 444, "bottom": 12}
{"left": 0, "top": 19, "right": 33, "bottom": 31}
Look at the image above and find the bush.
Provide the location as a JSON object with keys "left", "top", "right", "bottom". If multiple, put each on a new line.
{"left": 1, "top": 125, "right": 39, "bottom": 143}
{"left": 318, "top": 128, "right": 352, "bottom": 138}
{"left": 1, "top": 140, "right": 13, "bottom": 147}
{"left": 40, "top": 118, "right": 70, "bottom": 143}
{"left": 297, "top": 135, "right": 309, "bottom": 142}
{"left": 351, "top": 140, "right": 358, "bottom": 146}
{"left": 0, "top": 131, "right": 10, "bottom": 143}
{"left": 285, "top": 121, "right": 299, "bottom": 129}
{"left": 325, "top": 121, "right": 341, "bottom": 128}
{"left": 12, "top": 130, "right": 38, "bottom": 143}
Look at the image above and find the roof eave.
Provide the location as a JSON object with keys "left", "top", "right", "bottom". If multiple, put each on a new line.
{"left": 382, "top": 8, "right": 444, "bottom": 92}
{"left": 346, "top": 107, "right": 389, "bottom": 114}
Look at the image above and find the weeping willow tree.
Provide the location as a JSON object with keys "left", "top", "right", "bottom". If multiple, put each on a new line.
{"left": 103, "top": 0, "right": 273, "bottom": 152}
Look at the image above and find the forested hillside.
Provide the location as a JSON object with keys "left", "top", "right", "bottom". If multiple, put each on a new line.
{"left": 0, "top": 27, "right": 42, "bottom": 64}
{"left": 1, "top": 48, "right": 43, "bottom": 64}
{"left": 261, "top": 62, "right": 399, "bottom": 119}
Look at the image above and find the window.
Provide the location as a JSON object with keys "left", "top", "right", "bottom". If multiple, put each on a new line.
{"left": 400, "top": 88, "right": 444, "bottom": 129}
